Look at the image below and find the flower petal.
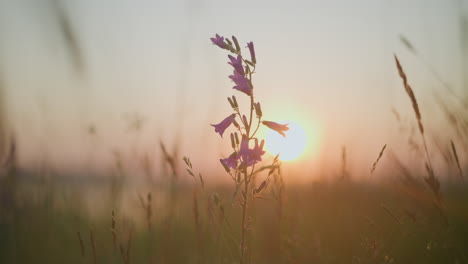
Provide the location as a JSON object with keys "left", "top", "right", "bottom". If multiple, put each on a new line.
{"left": 262, "top": 121, "right": 289, "bottom": 137}
{"left": 229, "top": 70, "right": 252, "bottom": 96}
{"left": 211, "top": 114, "right": 235, "bottom": 137}
{"left": 210, "top": 34, "right": 226, "bottom": 49}
{"left": 228, "top": 55, "right": 244, "bottom": 75}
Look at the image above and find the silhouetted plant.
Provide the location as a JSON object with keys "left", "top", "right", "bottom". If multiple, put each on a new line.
{"left": 209, "top": 33, "right": 288, "bottom": 264}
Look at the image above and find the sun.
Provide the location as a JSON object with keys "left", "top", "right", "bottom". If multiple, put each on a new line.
{"left": 265, "top": 121, "right": 307, "bottom": 161}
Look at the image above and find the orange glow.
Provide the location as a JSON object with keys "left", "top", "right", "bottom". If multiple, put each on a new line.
{"left": 265, "top": 121, "right": 306, "bottom": 161}
{"left": 255, "top": 103, "right": 321, "bottom": 164}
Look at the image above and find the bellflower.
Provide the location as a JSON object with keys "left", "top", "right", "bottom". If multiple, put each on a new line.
{"left": 238, "top": 135, "right": 250, "bottom": 157}
{"left": 229, "top": 70, "right": 252, "bottom": 96}
{"left": 262, "top": 121, "right": 289, "bottom": 137}
{"left": 207, "top": 34, "right": 285, "bottom": 262}
{"left": 221, "top": 152, "right": 238, "bottom": 169}
{"left": 250, "top": 138, "right": 265, "bottom": 163}
{"left": 228, "top": 55, "right": 245, "bottom": 75}
{"left": 211, "top": 114, "right": 236, "bottom": 137}
{"left": 238, "top": 136, "right": 265, "bottom": 167}
{"left": 246, "top": 42, "right": 256, "bottom": 64}
{"left": 211, "top": 34, "right": 226, "bottom": 49}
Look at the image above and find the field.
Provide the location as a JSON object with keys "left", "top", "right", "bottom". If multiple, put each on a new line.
{"left": 1, "top": 2, "right": 468, "bottom": 263}
{"left": 1, "top": 159, "right": 468, "bottom": 263}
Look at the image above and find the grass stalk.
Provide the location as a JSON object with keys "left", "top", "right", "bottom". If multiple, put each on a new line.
{"left": 394, "top": 55, "right": 447, "bottom": 224}
{"left": 370, "top": 144, "right": 387, "bottom": 177}
{"left": 89, "top": 230, "right": 96, "bottom": 264}
{"left": 77, "top": 231, "right": 85, "bottom": 258}
{"left": 451, "top": 140, "right": 464, "bottom": 180}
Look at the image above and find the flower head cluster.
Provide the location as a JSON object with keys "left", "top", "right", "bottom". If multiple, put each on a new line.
{"left": 210, "top": 34, "right": 289, "bottom": 174}
{"left": 220, "top": 136, "right": 265, "bottom": 171}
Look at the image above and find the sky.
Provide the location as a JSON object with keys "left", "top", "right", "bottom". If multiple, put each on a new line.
{"left": 0, "top": 0, "right": 466, "bottom": 181}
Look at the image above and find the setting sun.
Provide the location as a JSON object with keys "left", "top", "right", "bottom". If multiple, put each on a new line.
{"left": 265, "top": 121, "right": 307, "bottom": 161}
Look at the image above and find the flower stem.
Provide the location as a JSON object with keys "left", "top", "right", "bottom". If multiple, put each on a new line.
{"left": 248, "top": 95, "right": 254, "bottom": 136}
{"left": 240, "top": 169, "right": 249, "bottom": 264}
{"left": 239, "top": 53, "right": 256, "bottom": 264}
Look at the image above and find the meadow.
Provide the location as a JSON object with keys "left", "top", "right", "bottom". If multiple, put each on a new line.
{"left": 1, "top": 164, "right": 467, "bottom": 263}
{"left": 1, "top": 34, "right": 468, "bottom": 264}
{"left": 1, "top": 1, "right": 468, "bottom": 261}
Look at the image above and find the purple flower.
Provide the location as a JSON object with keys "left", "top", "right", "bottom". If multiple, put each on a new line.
{"left": 210, "top": 34, "right": 226, "bottom": 49}
{"left": 238, "top": 136, "right": 265, "bottom": 167}
{"left": 262, "top": 121, "right": 289, "bottom": 137}
{"left": 221, "top": 152, "right": 238, "bottom": 169}
{"left": 228, "top": 55, "right": 244, "bottom": 75}
{"left": 248, "top": 138, "right": 265, "bottom": 164}
{"left": 211, "top": 114, "right": 235, "bottom": 137}
{"left": 246, "top": 42, "right": 256, "bottom": 64}
{"left": 229, "top": 70, "right": 252, "bottom": 96}
{"left": 239, "top": 135, "right": 250, "bottom": 157}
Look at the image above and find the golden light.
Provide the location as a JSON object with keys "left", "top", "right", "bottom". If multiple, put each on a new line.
{"left": 265, "top": 121, "right": 307, "bottom": 161}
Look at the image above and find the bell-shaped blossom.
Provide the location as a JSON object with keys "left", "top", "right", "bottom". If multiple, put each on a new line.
{"left": 211, "top": 114, "right": 235, "bottom": 137}
{"left": 228, "top": 55, "right": 244, "bottom": 75}
{"left": 250, "top": 139, "right": 265, "bottom": 162}
{"left": 229, "top": 70, "right": 252, "bottom": 96}
{"left": 262, "top": 121, "right": 289, "bottom": 137}
{"left": 210, "top": 34, "right": 226, "bottom": 49}
{"left": 238, "top": 136, "right": 265, "bottom": 167}
{"left": 221, "top": 152, "right": 238, "bottom": 169}
{"left": 238, "top": 135, "right": 250, "bottom": 158}
{"left": 246, "top": 42, "right": 256, "bottom": 64}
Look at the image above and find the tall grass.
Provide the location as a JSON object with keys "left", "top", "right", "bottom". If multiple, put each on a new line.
{"left": 0, "top": 10, "right": 467, "bottom": 263}
{"left": 394, "top": 55, "right": 447, "bottom": 225}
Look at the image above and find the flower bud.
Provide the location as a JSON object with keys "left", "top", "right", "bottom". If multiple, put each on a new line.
{"left": 234, "top": 132, "right": 240, "bottom": 145}
{"left": 232, "top": 36, "right": 241, "bottom": 53}
{"left": 232, "top": 96, "right": 238, "bottom": 108}
{"left": 224, "top": 38, "right": 237, "bottom": 53}
{"left": 247, "top": 42, "right": 256, "bottom": 64}
{"left": 230, "top": 133, "right": 236, "bottom": 149}
{"left": 242, "top": 115, "right": 249, "bottom": 128}
{"left": 254, "top": 102, "right": 262, "bottom": 118}
{"left": 227, "top": 97, "right": 234, "bottom": 108}
{"left": 232, "top": 118, "right": 240, "bottom": 129}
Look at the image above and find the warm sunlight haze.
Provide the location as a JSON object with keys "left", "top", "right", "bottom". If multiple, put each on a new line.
{"left": 265, "top": 121, "right": 307, "bottom": 161}
{"left": 0, "top": 1, "right": 467, "bottom": 263}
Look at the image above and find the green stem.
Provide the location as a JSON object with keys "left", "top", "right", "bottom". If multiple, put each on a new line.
{"left": 250, "top": 118, "right": 261, "bottom": 139}
{"left": 240, "top": 169, "right": 248, "bottom": 264}
{"left": 239, "top": 57, "right": 256, "bottom": 264}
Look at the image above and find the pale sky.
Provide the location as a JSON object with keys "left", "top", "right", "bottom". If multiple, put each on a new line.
{"left": 0, "top": 0, "right": 466, "bottom": 181}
